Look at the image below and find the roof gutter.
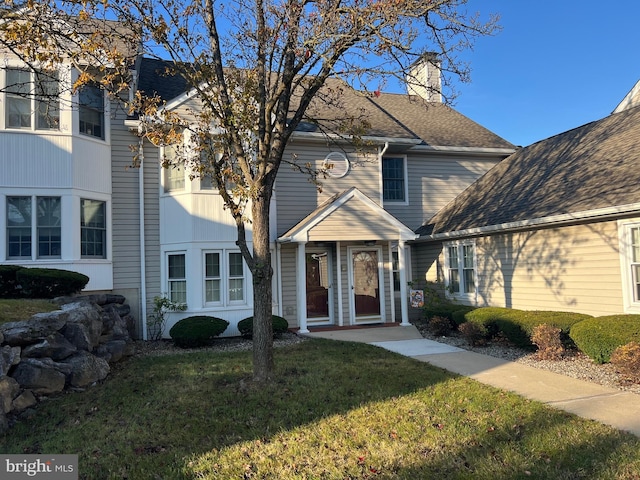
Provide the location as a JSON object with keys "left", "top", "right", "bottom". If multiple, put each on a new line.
{"left": 418, "top": 202, "right": 640, "bottom": 242}
{"left": 289, "top": 130, "right": 422, "bottom": 147}
{"left": 409, "top": 145, "right": 517, "bottom": 156}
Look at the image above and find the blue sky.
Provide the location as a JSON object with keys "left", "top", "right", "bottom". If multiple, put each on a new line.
{"left": 445, "top": 1, "right": 640, "bottom": 147}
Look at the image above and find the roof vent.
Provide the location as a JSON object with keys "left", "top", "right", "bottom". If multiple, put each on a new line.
{"left": 323, "top": 152, "right": 350, "bottom": 178}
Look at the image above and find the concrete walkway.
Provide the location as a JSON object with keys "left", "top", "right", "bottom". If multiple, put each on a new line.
{"left": 305, "top": 324, "right": 640, "bottom": 437}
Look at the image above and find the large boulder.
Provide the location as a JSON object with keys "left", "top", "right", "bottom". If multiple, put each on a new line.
{"left": 0, "top": 409, "right": 7, "bottom": 435}
{"left": 22, "top": 333, "right": 77, "bottom": 361}
{"left": 94, "top": 340, "right": 133, "bottom": 363}
{"left": 10, "top": 358, "right": 66, "bottom": 395}
{"left": 0, "top": 346, "right": 21, "bottom": 376}
{"left": 0, "top": 310, "right": 69, "bottom": 346}
{"left": 59, "top": 351, "right": 110, "bottom": 388}
{"left": 0, "top": 376, "right": 20, "bottom": 413}
{"left": 60, "top": 303, "right": 103, "bottom": 351}
{"left": 12, "top": 390, "right": 37, "bottom": 412}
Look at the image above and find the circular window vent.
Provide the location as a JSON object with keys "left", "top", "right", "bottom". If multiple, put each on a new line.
{"left": 323, "top": 152, "right": 350, "bottom": 178}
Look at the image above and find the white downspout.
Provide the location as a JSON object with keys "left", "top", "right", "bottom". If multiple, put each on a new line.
{"left": 138, "top": 136, "right": 148, "bottom": 340}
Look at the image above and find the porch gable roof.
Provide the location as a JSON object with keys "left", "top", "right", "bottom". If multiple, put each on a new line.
{"left": 278, "top": 187, "right": 418, "bottom": 243}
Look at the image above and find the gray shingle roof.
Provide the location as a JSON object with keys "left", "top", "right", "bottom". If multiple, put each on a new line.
{"left": 419, "top": 105, "right": 640, "bottom": 237}
{"left": 136, "top": 59, "right": 514, "bottom": 149}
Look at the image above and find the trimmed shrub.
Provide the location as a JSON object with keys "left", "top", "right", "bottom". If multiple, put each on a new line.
{"left": 610, "top": 342, "right": 640, "bottom": 383}
{"left": 570, "top": 315, "right": 640, "bottom": 364}
{"left": 238, "top": 315, "right": 289, "bottom": 339}
{"left": 428, "top": 315, "right": 453, "bottom": 336}
{"left": 459, "top": 321, "right": 487, "bottom": 346}
{"left": 531, "top": 323, "right": 565, "bottom": 360}
{"left": 466, "top": 307, "right": 591, "bottom": 349}
{"left": 16, "top": 268, "right": 90, "bottom": 299}
{"left": 0, "top": 265, "right": 24, "bottom": 298}
{"left": 169, "top": 316, "right": 229, "bottom": 348}
{"left": 424, "top": 303, "right": 475, "bottom": 325}
{"left": 451, "top": 306, "right": 476, "bottom": 327}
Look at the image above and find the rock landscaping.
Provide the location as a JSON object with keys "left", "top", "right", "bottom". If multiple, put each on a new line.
{"left": 0, "top": 295, "right": 135, "bottom": 433}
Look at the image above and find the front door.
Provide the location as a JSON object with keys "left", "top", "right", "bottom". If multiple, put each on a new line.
{"left": 305, "top": 249, "right": 333, "bottom": 325}
{"left": 348, "top": 246, "right": 384, "bottom": 324}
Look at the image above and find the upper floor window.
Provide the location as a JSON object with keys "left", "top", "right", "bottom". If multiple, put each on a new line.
{"left": 7, "top": 196, "right": 61, "bottom": 259}
{"left": 81, "top": 199, "right": 106, "bottom": 258}
{"left": 382, "top": 156, "right": 407, "bottom": 203}
{"left": 5, "top": 68, "right": 59, "bottom": 130}
{"left": 445, "top": 241, "right": 476, "bottom": 296}
{"left": 163, "top": 145, "right": 185, "bottom": 192}
{"left": 79, "top": 84, "right": 104, "bottom": 139}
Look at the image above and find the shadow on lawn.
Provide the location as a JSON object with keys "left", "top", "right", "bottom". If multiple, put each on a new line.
{"left": 2, "top": 338, "right": 639, "bottom": 479}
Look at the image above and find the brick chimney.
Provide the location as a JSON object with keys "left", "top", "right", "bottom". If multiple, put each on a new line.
{"left": 406, "top": 53, "right": 442, "bottom": 102}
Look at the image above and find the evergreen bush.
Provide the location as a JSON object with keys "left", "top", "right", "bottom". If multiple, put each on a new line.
{"left": 466, "top": 307, "right": 590, "bottom": 349}
{"left": 570, "top": 315, "right": 640, "bottom": 364}
{"left": 237, "top": 315, "right": 289, "bottom": 339}
{"left": 16, "top": 268, "right": 89, "bottom": 298}
{"left": 169, "top": 316, "right": 229, "bottom": 348}
{"left": 0, "top": 265, "right": 24, "bottom": 298}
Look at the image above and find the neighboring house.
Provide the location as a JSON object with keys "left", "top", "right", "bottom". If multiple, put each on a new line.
{"left": 415, "top": 85, "right": 640, "bottom": 317}
{"left": 0, "top": 49, "right": 515, "bottom": 337}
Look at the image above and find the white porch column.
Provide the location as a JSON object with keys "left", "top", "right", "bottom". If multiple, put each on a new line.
{"left": 296, "top": 242, "right": 309, "bottom": 333}
{"left": 336, "top": 241, "right": 344, "bottom": 326}
{"left": 398, "top": 239, "right": 411, "bottom": 326}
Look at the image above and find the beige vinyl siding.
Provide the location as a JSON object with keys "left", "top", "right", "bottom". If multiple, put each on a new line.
{"left": 111, "top": 111, "right": 161, "bottom": 335}
{"left": 280, "top": 243, "right": 299, "bottom": 325}
{"left": 309, "top": 197, "right": 402, "bottom": 241}
{"left": 424, "top": 221, "right": 625, "bottom": 317}
{"left": 276, "top": 142, "right": 380, "bottom": 235}
{"left": 385, "top": 154, "right": 502, "bottom": 231}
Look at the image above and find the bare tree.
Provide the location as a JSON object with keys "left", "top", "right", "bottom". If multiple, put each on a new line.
{"left": 0, "top": 0, "right": 499, "bottom": 383}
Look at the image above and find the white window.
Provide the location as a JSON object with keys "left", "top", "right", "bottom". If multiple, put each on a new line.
{"left": 78, "top": 84, "right": 104, "bottom": 139}
{"left": 5, "top": 68, "right": 59, "bottom": 130}
{"left": 81, "top": 199, "right": 106, "bottom": 258}
{"left": 204, "top": 251, "right": 221, "bottom": 304}
{"left": 382, "top": 156, "right": 408, "bottom": 203}
{"left": 621, "top": 223, "right": 640, "bottom": 311}
{"left": 445, "top": 241, "right": 476, "bottom": 296}
{"left": 167, "top": 253, "right": 187, "bottom": 304}
{"left": 631, "top": 226, "right": 640, "bottom": 303}
{"left": 6, "top": 196, "right": 61, "bottom": 259}
{"left": 202, "top": 250, "right": 246, "bottom": 306}
{"left": 163, "top": 145, "right": 185, "bottom": 192}
{"left": 37, "top": 197, "right": 62, "bottom": 258}
{"left": 7, "top": 196, "right": 32, "bottom": 258}
{"left": 228, "top": 252, "right": 245, "bottom": 303}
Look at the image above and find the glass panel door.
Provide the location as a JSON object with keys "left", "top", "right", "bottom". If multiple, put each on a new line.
{"left": 352, "top": 249, "right": 381, "bottom": 317}
{"left": 306, "top": 251, "right": 330, "bottom": 318}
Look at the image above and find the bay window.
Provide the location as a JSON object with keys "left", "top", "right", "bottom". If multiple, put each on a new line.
{"left": 5, "top": 68, "right": 59, "bottom": 130}
{"left": 81, "top": 199, "right": 106, "bottom": 258}
{"left": 228, "top": 252, "right": 245, "bottom": 303}
{"left": 168, "top": 253, "right": 187, "bottom": 304}
{"left": 78, "top": 84, "right": 104, "bottom": 139}
{"left": 6, "top": 196, "right": 61, "bottom": 259}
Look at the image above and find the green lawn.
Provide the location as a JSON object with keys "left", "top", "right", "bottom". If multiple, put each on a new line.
{"left": 2, "top": 339, "right": 639, "bottom": 479}
{"left": 0, "top": 298, "right": 59, "bottom": 324}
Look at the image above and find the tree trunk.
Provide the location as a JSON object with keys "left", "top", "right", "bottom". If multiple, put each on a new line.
{"left": 250, "top": 193, "right": 274, "bottom": 383}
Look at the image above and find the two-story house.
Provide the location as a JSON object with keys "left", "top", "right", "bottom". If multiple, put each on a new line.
{"left": 1, "top": 50, "right": 515, "bottom": 338}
